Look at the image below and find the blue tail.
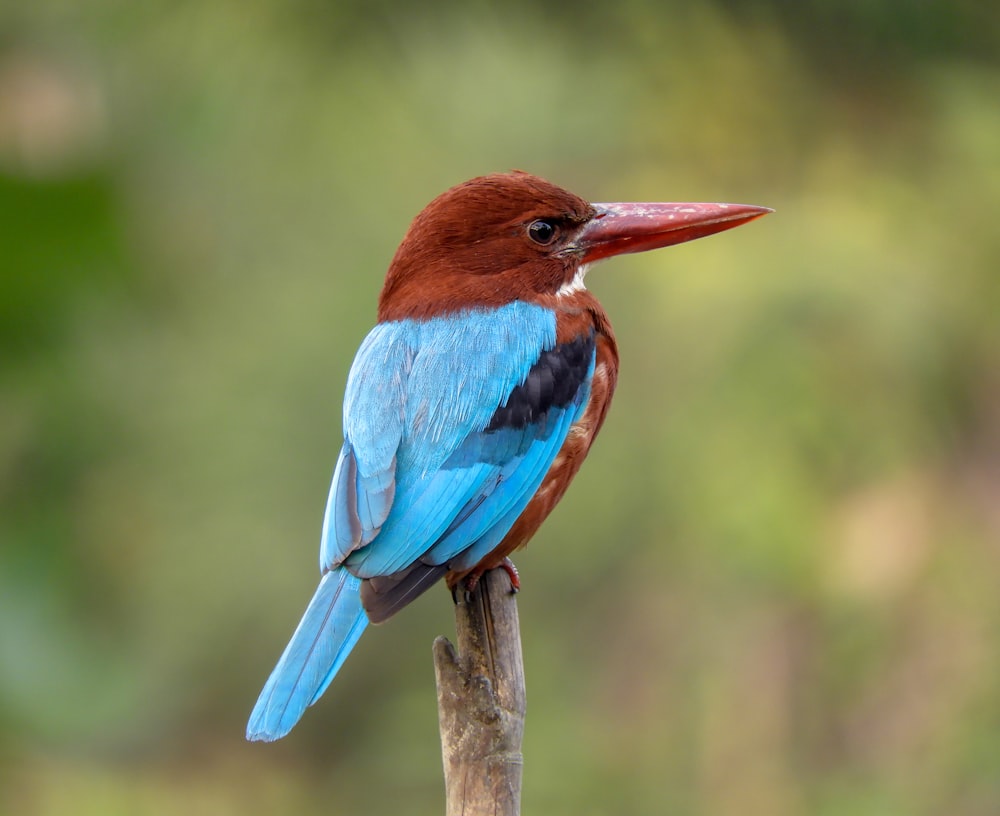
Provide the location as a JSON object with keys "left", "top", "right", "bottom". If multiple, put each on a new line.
{"left": 246, "top": 567, "right": 369, "bottom": 741}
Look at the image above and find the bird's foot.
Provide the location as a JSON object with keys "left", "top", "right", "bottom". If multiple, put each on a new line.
{"left": 450, "top": 558, "right": 521, "bottom": 605}
{"left": 497, "top": 557, "right": 521, "bottom": 592}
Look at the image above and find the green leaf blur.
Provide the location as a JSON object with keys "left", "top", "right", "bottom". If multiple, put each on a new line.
{"left": 2, "top": 1, "right": 999, "bottom": 814}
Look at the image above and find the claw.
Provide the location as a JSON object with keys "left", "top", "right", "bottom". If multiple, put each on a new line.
{"left": 498, "top": 557, "right": 521, "bottom": 592}
{"left": 452, "top": 558, "right": 522, "bottom": 604}
{"left": 463, "top": 572, "right": 482, "bottom": 596}
{"left": 464, "top": 558, "right": 520, "bottom": 595}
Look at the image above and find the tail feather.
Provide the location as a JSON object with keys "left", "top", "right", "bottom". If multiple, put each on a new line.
{"left": 246, "top": 568, "right": 369, "bottom": 742}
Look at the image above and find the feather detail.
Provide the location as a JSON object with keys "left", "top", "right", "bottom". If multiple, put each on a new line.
{"left": 321, "top": 301, "right": 557, "bottom": 574}
{"left": 246, "top": 568, "right": 368, "bottom": 742}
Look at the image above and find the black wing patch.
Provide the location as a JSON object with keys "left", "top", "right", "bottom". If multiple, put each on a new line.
{"left": 485, "top": 332, "right": 595, "bottom": 432}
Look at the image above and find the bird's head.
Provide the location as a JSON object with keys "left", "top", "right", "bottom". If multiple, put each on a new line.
{"left": 378, "top": 171, "right": 770, "bottom": 321}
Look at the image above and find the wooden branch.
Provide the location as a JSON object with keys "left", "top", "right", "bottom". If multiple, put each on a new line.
{"left": 433, "top": 568, "right": 526, "bottom": 816}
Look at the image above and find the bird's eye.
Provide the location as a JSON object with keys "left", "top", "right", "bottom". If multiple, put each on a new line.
{"left": 527, "top": 219, "right": 558, "bottom": 246}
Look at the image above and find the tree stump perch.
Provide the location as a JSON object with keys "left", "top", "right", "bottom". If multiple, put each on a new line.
{"left": 434, "top": 568, "right": 526, "bottom": 816}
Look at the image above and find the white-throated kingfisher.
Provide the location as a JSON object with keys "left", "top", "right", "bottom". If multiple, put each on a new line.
{"left": 247, "top": 171, "right": 770, "bottom": 741}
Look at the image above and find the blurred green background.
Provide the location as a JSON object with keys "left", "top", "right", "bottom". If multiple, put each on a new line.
{"left": 2, "top": 1, "right": 999, "bottom": 814}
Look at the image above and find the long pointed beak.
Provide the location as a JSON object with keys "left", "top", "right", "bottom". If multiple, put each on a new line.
{"left": 570, "top": 202, "right": 772, "bottom": 265}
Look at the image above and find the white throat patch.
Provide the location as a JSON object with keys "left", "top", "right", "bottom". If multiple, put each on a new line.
{"left": 556, "top": 264, "right": 590, "bottom": 297}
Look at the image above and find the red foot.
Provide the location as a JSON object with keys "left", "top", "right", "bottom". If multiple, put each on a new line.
{"left": 498, "top": 557, "right": 521, "bottom": 592}
{"left": 458, "top": 558, "right": 521, "bottom": 601}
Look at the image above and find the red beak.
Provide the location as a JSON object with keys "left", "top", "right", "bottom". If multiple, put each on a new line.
{"left": 571, "top": 202, "right": 772, "bottom": 265}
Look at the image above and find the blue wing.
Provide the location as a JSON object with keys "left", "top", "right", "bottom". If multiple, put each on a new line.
{"left": 322, "top": 300, "right": 573, "bottom": 575}
{"left": 248, "top": 301, "right": 593, "bottom": 741}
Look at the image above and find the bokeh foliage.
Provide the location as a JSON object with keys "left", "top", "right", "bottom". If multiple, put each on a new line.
{"left": 2, "top": 1, "right": 999, "bottom": 814}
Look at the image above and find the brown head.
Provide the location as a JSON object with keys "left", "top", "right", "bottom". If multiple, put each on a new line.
{"left": 377, "top": 170, "right": 771, "bottom": 322}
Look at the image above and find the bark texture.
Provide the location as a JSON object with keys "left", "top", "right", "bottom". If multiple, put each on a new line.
{"left": 434, "top": 568, "right": 526, "bottom": 816}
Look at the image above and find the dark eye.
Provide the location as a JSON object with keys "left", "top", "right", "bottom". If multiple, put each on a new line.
{"left": 527, "top": 219, "right": 558, "bottom": 245}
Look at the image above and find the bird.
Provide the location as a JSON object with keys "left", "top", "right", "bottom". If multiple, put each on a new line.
{"left": 246, "top": 171, "right": 770, "bottom": 741}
